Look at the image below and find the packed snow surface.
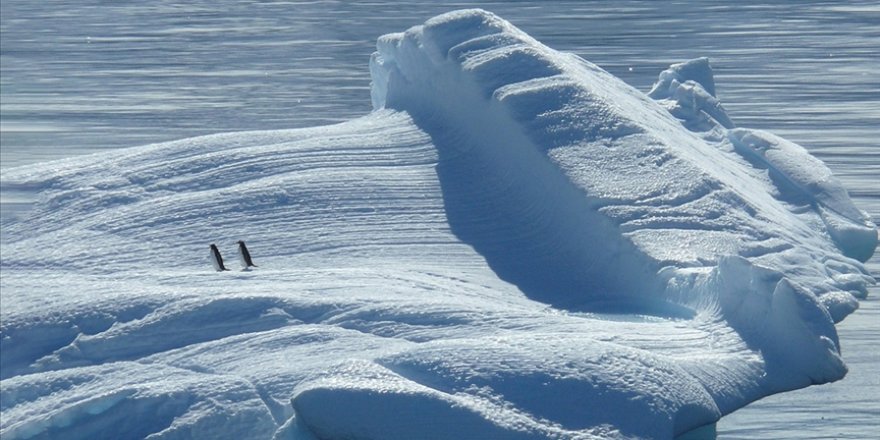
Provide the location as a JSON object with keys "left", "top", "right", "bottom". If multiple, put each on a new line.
{"left": 1, "top": 9, "right": 876, "bottom": 440}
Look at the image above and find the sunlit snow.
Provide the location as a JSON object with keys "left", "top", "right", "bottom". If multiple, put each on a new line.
{"left": 0, "top": 9, "right": 875, "bottom": 440}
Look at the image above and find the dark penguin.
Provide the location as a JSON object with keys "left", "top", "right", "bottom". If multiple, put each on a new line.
{"left": 210, "top": 244, "right": 230, "bottom": 271}
{"left": 237, "top": 240, "right": 257, "bottom": 269}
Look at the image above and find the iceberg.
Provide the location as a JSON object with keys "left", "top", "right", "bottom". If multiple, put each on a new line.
{"left": 0, "top": 9, "right": 875, "bottom": 440}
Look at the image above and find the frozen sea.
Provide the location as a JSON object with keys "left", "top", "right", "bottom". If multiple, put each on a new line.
{"left": 1, "top": 1, "right": 878, "bottom": 438}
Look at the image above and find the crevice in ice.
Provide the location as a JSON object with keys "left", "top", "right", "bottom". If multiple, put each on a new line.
{"left": 19, "top": 297, "right": 341, "bottom": 375}
{"left": 0, "top": 303, "right": 156, "bottom": 380}
{"left": 2, "top": 389, "right": 189, "bottom": 440}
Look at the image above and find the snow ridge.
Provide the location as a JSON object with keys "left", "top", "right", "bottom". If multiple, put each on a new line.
{"left": 370, "top": 8, "right": 872, "bottom": 318}
{"left": 369, "top": 4, "right": 875, "bottom": 428}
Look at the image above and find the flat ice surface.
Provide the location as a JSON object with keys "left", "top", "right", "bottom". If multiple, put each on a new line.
{"left": 2, "top": 5, "right": 878, "bottom": 440}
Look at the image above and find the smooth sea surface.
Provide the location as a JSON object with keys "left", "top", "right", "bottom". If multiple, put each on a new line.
{"left": 1, "top": 1, "right": 878, "bottom": 438}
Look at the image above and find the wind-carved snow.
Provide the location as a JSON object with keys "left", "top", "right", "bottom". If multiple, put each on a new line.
{"left": 1, "top": 9, "right": 876, "bottom": 440}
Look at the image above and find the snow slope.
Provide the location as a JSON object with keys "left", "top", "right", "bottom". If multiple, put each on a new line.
{"left": 1, "top": 9, "right": 876, "bottom": 440}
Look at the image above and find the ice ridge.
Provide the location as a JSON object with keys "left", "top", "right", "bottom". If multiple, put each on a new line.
{"left": 370, "top": 8, "right": 874, "bottom": 318}
{"left": 368, "top": 4, "right": 875, "bottom": 420}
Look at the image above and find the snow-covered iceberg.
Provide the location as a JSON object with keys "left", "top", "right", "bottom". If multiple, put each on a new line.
{"left": 1, "top": 9, "right": 875, "bottom": 440}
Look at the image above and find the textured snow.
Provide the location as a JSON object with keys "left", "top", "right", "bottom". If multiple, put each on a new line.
{"left": 1, "top": 9, "right": 876, "bottom": 440}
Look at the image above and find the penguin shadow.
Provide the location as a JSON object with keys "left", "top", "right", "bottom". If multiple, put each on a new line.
{"left": 209, "top": 241, "right": 258, "bottom": 273}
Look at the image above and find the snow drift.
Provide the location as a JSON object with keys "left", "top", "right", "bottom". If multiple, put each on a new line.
{"left": 1, "top": 9, "right": 876, "bottom": 440}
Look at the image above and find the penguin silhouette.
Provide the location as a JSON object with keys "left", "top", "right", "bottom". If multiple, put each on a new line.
{"left": 210, "top": 244, "right": 230, "bottom": 271}
{"left": 237, "top": 240, "right": 257, "bottom": 269}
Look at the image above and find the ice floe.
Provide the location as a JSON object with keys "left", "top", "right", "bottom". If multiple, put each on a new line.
{"left": 1, "top": 9, "right": 875, "bottom": 440}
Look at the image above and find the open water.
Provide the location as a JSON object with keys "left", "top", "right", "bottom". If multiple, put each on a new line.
{"left": 1, "top": 1, "right": 878, "bottom": 438}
